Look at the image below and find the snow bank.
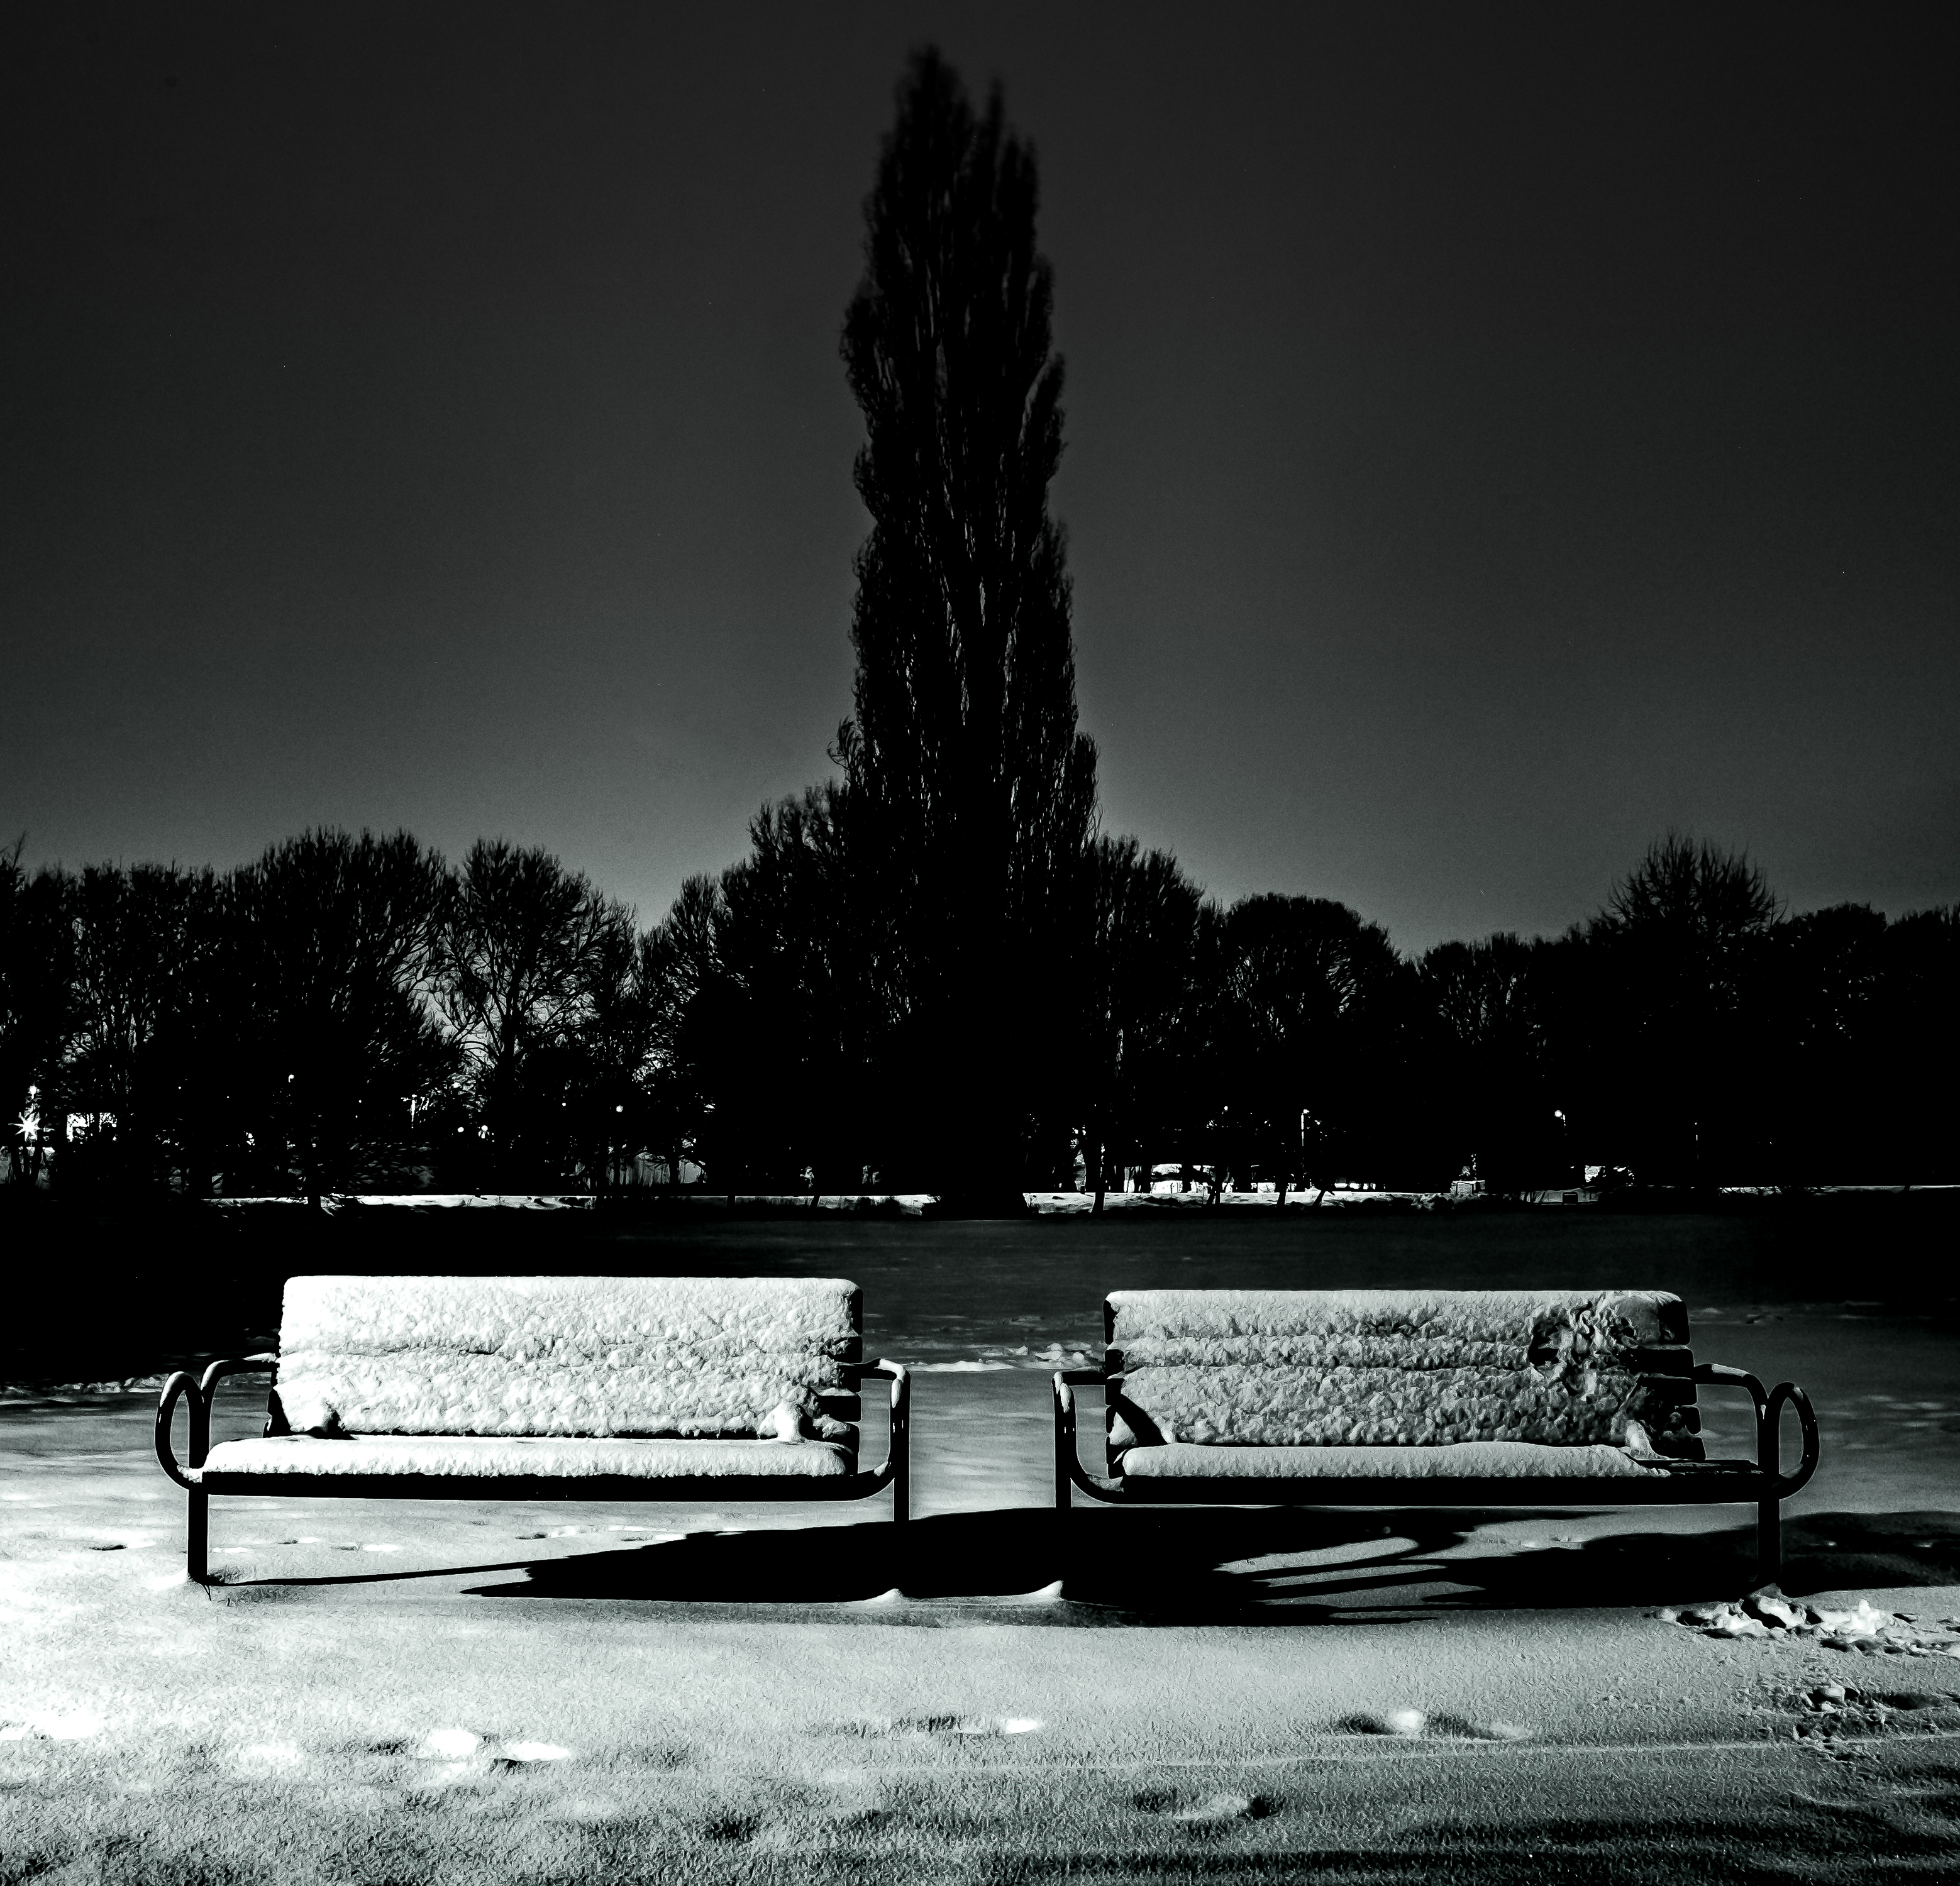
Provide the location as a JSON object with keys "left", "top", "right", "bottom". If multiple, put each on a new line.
{"left": 1119, "top": 1440, "right": 1666, "bottom": 1479}
{"left": 1107, "top": 1289, "right": 1696, "bottom": 1452}
{"left": 273, "top": 1276, "right": 860, "bottom": 1442}
{"left": 198, "top": 1434, "right": 856, "bottom": 1480}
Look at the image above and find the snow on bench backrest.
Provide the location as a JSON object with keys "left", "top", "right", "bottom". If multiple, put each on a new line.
{"left": 271, "top": 1276, "right": 861, "bottom": 1442}
{"left": 1104, "top": 1288, "right": 1700, "bottom": 1459}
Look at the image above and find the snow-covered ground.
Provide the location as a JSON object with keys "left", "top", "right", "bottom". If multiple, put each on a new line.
{"left": 4, "top": 1216, "right": 1957, "bottom": 1878}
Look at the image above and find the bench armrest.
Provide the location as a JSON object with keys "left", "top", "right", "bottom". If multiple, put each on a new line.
{"left": 1693, "top": 1361, "right": 1767, "bottom": 1428}
{"left": 1763, "top": 1380, "right": 1820, "bottom": 1495}
{"left": 848, "top": 1361, "right": 910, "bottom": 1517}
{"left": 1695, "top": 1362, "right": 1819, "bottom": 1494}
{"left": 1053, "top": 1370, "right": 1122, "bottom": 1503}
{"left": 850, "top": 1359, "right": 909, "bottom": 1417}
{"left": 200, "top": 1353, "right": 278, "bottom": 1396}
{"left": 157, "top": 1356, "right": 279, "bottom": 1489}
{"left": 155, "top": 1372, "right": 205, "bottom": 1490}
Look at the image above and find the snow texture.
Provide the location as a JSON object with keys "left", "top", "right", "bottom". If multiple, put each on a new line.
{"left": 1119, "top": 1440, "right": 1668, "bottom": 1479}
{"left": 1106, "top": 1289, "right": 1697, "bottom": 1453}
{"left": 271, "top": 1275, "right": 860, "bottom": 1442}
{"left": 1108, "top": 1288, "right": 1681, "bottom": 1354}
{"left": 198, "top": 1433, "right": 856, "bottom": 1480}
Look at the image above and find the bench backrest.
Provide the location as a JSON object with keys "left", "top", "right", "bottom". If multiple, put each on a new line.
{"left": 1104, "top": 1288, "right": 1701, "bottom": 1464}
{"left": 270, "top": 1275, "right": 861, "bottom": 1440}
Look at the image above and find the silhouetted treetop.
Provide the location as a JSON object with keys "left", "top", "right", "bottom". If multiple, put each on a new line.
{"left": 1597, "top": 832, "right": 1781, "bottom": 952}
{"left": 833, "top": 47, "right": 1096, "bottom": 1192}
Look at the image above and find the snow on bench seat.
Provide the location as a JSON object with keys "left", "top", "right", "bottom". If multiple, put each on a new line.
{"left": 197, "top": 1433, "right": 856, "bottom": 1481}
{"left": 271, "top": 1274, "right": 861, "bottom": 1443}
{"left": 1057, "top": 1286, "right": 1819, "bottom": 1583}
{"left": 1105, "top": 1288, "right": 1702, "bottom": 1462}
{"left": 158, "top": 1273, "right": 912, "bottom": 1580}
{"left": 1118, "top": 1440, "right": 1666, "bottom": 1481}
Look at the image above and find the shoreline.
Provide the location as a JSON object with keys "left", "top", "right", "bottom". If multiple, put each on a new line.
{"left": 178, "top": 1181, "right": 1960, "bottom": 1218}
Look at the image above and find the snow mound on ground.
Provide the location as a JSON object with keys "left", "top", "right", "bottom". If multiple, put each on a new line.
{"left": 236, "top": 1742, "right": 304, "bottom": 1768}
{"left": 1665, "top": 1591, "right": 1960, "bottom": 1657}
{"left": 419, "top": 1728, "right": 480, "bottom": 1758}
{"left": 1, "top": 1712, "right": 106, "bottom": 1741}
{"left": 272, "top": 1276, "right": 860, "bottom": 1440}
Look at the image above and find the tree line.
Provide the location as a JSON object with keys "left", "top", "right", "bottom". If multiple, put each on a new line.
{"left": 3, "top": 826, "right": 1953, "bottom": 1200}
{"left": 7, "top": 53, "right": 1951, "bottom": 1203}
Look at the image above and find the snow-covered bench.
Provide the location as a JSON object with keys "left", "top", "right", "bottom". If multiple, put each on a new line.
{"left": 157, "top": 1274, "right": 909, "bottom": 1583}
{"left": 1052, "top": 1289, "right": 1818, "bottom": 1582}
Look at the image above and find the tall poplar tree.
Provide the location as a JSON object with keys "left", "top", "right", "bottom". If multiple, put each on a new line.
{"left": 835, "top": 48, "right": 1097, "bottom": 1198}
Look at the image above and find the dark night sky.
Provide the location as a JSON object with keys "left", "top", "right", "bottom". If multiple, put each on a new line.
{"left": 5, "top": 4, "right": 1954, "bottom": 952}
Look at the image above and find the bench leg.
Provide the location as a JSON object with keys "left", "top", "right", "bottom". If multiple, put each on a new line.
{"left": 1756, "top": 1496, "right": 1780, "bottom": 1588}
{"left": 187, "top": 1490, "right": 209, "bottom": 1584}
{"left": 894, "top": 1453, "right": 909, "bottom": 1525}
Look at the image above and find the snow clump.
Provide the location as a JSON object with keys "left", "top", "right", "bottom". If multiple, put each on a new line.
{"left": 1663, "top": 1591, "right": 1960, "bottom": 1657}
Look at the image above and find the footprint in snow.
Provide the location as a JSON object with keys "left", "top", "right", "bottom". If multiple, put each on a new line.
{"left": 1339, "top": 1709, "right": 1531, "bottom": 1741}
{"left": 1135, "top": 1789, "right": 1270, "bottom": 1826}
{"left": 1341, "top": 1708, "right": 1429, "bottom": 1737}
{"left": 836, "top": 1715, "right": 1042, "bottom": 1739}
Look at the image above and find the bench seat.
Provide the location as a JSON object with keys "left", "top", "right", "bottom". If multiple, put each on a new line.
{"left": 1118, "top": 1440, "right": 1675, "bottom": 1480}
{"left": 197, "top": 1433, "right": 857, "bottom": 1482}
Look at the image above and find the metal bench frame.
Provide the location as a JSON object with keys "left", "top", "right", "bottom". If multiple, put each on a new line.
{"left": 1053, "top": 1311, "right": 1819, "bottom": 1584}
{"left": 158, "top": 1352, "right": 909, "bottom": 1584}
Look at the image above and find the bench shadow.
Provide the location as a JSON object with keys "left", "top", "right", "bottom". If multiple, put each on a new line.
{"left": 455, "top": 1506, "right": 1960, "bottom": 1619}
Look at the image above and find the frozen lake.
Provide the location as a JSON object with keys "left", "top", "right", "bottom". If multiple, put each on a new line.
{"left": 6, "top": 1206, "right": 1955, "bottom": 1601}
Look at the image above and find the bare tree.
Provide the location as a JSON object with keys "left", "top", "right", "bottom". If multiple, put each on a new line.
{"left": 0, "top": 839, "right": 74, "bottom": 1185}
{"left": 1416, "top": 932, "right": 1564, "bottom": 1190}
{"left": 52, "top": 861, "right": 225, "bottom": 1193}
{"left": 640, "top": 873, "right": 723, "bottom": 1189}
{"left": 1585, "top": 833, "right": 1783, "bottom": 1184}
{"left": 229, "top": 828, "right": 453, "bottom": 1200}
{"left": 431, "top": 839, "right": 635, "bottom": 1186}
{"left": 1077, "top": 836, "right": 1207, "bottom": 1212}
{"left": 1212, "top": 895, "right": 1405, "bottom": 1196}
